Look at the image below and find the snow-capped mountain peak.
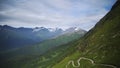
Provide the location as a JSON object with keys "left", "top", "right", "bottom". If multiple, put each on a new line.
{"left": 33, "top": 27, "right": 45, "bottom": 32}
{"left": 48, "top": 28, "right": 56, "bottom": 32}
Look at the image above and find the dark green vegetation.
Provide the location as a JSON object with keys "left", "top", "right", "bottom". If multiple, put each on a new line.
{"left": 0, "top": 29, "right": 86, "bottom": 68}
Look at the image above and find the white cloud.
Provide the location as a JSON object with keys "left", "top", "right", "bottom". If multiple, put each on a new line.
{"left": 0, "top": 0, "right": 117, "bottom": 30}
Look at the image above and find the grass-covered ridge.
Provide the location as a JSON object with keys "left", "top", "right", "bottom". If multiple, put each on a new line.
{"left": 53, "top": 1, "right": 120, "bottom": 68}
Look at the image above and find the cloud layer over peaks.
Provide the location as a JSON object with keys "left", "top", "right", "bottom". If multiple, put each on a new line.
{"left": 0, "top": 0, "right": 116, "bottom": 30}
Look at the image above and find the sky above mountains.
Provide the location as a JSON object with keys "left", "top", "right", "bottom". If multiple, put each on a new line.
{"left": 0, "top": 0, "right": 116, "bottom": 31}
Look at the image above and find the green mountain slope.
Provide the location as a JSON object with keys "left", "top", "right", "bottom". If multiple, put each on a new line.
{"left": 0, "top": 30, "right": 86, "bottom": 68}
{"left": 53, "top": 1, "right": 120, "bottom": 68}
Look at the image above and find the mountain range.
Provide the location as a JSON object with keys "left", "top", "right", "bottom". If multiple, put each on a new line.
{"left": 0, "top": 25, "right": 86, "bottom": 52}
{"left": 0, "top": 25, "right": 87, "bottom": 68}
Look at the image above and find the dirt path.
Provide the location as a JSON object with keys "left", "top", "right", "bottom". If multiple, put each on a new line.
{"left": 66, "top": 57, "right": 117, "bottom": 68}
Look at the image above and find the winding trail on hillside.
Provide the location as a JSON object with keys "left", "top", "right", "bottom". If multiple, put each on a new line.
{"left": 66, "top": 57, "right": 117, "bottom": 68}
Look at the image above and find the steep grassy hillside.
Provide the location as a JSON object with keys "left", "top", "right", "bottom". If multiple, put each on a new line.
{"left": 53, "top": 1, "right": 120, "bottom": 68}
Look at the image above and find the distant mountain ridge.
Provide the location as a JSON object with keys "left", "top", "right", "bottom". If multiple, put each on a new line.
{"left": 62, "top": 27, "right": 86, "bottom": 34}
{"left": 0, "top": 25, "right": 87, "bottom": 68}
{"left": 0, "top": 25, "right": 86, "bottom": 52}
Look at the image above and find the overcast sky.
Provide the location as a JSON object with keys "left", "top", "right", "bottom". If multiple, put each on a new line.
{"left": 0, "top": 0, "right": 116, "bottom": 31}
